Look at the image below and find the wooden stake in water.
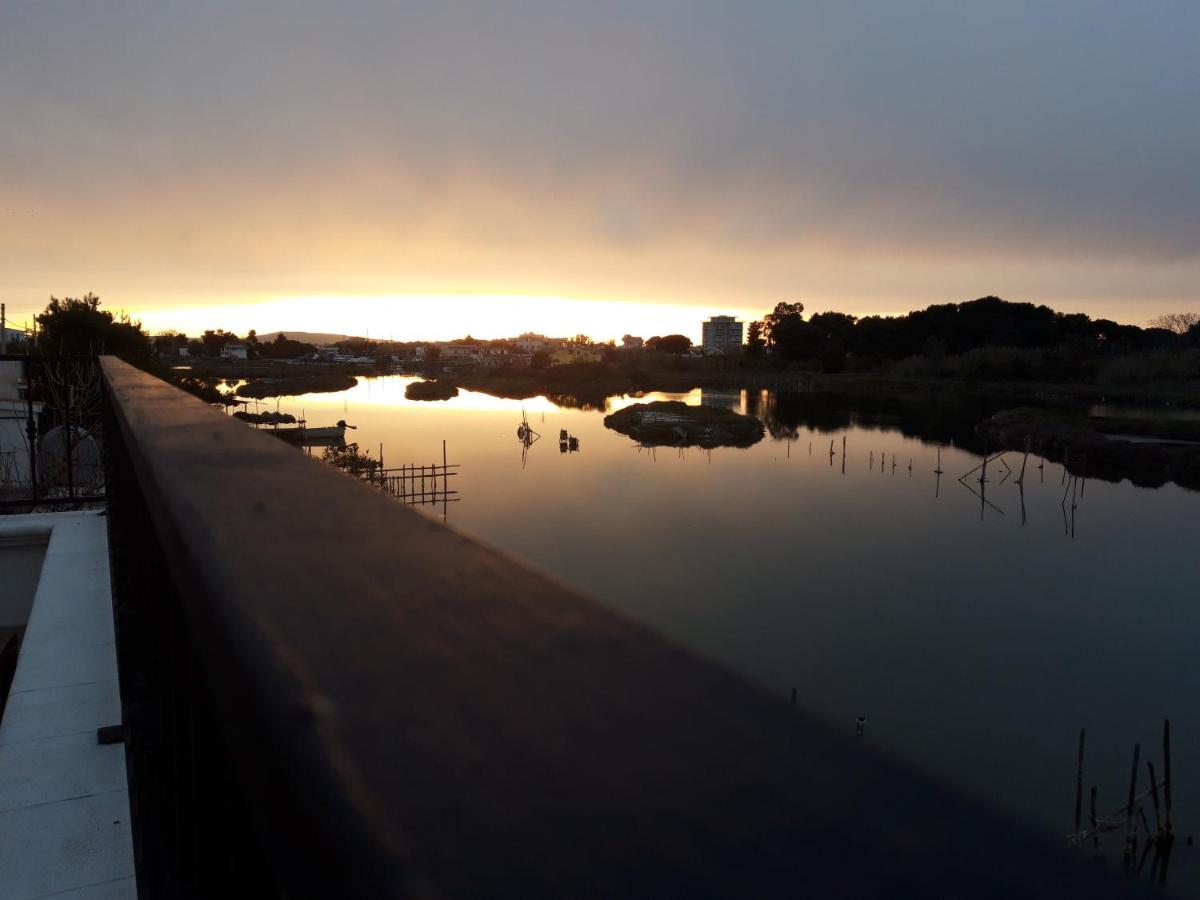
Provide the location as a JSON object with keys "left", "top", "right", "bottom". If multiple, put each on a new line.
{"left": 1163, "top": 718, "right": 1173, "bottom": 834}
{"left": 1074, "top": 728, "right": 1086, "bottom": 838}
{"left": 1123, "top": 743, "right": 1141, "bottom": 869}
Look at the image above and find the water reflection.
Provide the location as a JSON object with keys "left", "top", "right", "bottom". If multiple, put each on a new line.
{"left": 264, "top": 375, "right": 1200, "bottom": 887}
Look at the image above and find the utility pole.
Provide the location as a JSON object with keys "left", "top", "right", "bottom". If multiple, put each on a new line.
{"left": 1, "top": 302, "right": 7, "bottom": 354}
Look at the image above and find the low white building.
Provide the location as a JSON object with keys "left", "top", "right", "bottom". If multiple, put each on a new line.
{"left": 1, "top": 325, "right": 28, "bottom": 352}
{"left": 222, "top": 343, "right": 250, "bottom": 360}
{"left": 515, "top": 335, "right": 547, "bottom": 354}
{"left": 622, "top": 335, "right": 645, "bottom": 349}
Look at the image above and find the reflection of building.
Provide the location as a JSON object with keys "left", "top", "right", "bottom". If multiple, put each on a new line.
{"left": 702, "top": 316, "right": 743, "bottom": 353}
{"left": 699, "top": 389, "right": 747, "bottom": 414}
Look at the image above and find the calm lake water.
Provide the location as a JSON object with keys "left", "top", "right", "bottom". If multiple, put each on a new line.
{"left": 255, "top": 374, "right": 1200, "bottom": 881}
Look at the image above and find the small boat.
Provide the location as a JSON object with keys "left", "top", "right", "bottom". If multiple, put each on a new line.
{"left": 262, "top": 419, "right": 355, "bottom": 446}
{"left": 303, "top": 420, "right": 355, "bottom": 440}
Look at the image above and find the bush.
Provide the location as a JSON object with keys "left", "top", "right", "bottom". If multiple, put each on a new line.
{"left": 1098, "top": 350, "right": 1200, "bottom": 384}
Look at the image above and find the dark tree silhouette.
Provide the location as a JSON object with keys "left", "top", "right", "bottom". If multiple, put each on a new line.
{"left": 35, "top": 293, "right": 153, "bottom": 363}
{"left": 648, "top": 334, "right": 692, "bottom": 354}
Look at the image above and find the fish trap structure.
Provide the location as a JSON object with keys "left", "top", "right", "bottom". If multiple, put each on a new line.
{"left": 370, "top": 440, "right": 460, "bottom": 508}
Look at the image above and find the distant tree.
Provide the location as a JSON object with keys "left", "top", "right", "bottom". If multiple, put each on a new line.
{"left": 745, "top": 321, "right": 766, "bottom": 355}
{"left": 35, "top": 293, "right": 154, "bottom": 363}
{"left": 648, "top": 334, "right": 692, "bottom": 354}
{"left": 152, "top": 330, "right": 187, "bottom": 352}
{"left": 530, "top": 349, "right": 551, "bottom": 369}
{"left": 258, "top": 337, "right": 316, "bottom": 359}
{"left": 1148, "top": 312, "right": 1199, "bottom": 335}
{"left": 761, "top": 302, "right": 807, "bottom": 359}
{"left": 200, "top": 329, "right": 237, "bottom": 356}
{"left": 246, "top": 329, "right": 258, "bottom": 344}
{"left": 569, "top": 333, "right": 593, "bottom": 346}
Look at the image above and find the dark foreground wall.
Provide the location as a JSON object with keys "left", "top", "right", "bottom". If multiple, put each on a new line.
{"left": 101, "top": 357, "right": 1143, "bottom": 899}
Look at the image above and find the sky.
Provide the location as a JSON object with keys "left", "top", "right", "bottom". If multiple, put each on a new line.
{"left": 3, "top": 1, "right": 1199, "bottom": 341}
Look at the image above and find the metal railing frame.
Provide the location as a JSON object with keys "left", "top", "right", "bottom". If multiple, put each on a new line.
{"left": 0, "top": 353, "right": 105, "bottom": 509}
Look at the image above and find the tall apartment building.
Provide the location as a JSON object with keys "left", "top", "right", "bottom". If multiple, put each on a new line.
{"left": 701, "top": 316, "right": 744, "bottom": 353}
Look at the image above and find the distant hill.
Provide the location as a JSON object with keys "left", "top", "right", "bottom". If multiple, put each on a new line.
{"left": 255, "top": 331, "right": 362, "bottom": 346}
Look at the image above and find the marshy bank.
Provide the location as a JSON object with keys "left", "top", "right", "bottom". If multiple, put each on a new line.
{"left": 978, "top": 408, "right": 1200, "bottom": 490}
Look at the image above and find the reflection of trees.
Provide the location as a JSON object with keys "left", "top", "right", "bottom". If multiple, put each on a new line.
{"left": 544, "top": 392, "right": 611, "bottom": 412}
{"left": 756, "top": 391, "right": 1026, "bottom": 450}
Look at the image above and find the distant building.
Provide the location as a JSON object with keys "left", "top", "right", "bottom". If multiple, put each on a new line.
{"left": 440, "top": 344, "right": 484, "bottom": 363}
{"left": 515, "top": 333, "right": 548, "bottom": 354}
{"left": 222, "top": 343, "right": 250, "bottom": 360}
{"left": 1, "top": 324, "right": 28, "bottom": 353}
{"left": 701, "top": 316, "right": 744, "bottom": 354}
{"left": 622, "top": 335, "right": 644, "bottom": 349}
{"left": 550, "top": 346, "right": 602, "bottom": 365}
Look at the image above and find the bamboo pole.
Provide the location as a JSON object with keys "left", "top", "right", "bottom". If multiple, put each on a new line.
{"left": 1074, "top": 729, "right": 1085, "bottom": 838}
{"left": 1123, "top": 743, "right": 1141, "bottom": 870}
{"left": 1148, "top": 760, "right": 1161, "bottom": 833}
{"left": 1163, "top": 719, "right": 1173, "bottom": 834}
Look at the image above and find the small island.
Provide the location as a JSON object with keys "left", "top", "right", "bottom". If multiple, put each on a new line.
{"left": 404, "top": 380, "right": 459, "bottom": 401}
{"left": 603, "top": 401, "right": 764, "bottom": 448}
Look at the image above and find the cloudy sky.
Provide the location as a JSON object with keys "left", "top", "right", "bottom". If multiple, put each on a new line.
{"left": 3, "top": 1, "right": 1198, "bottom": 339}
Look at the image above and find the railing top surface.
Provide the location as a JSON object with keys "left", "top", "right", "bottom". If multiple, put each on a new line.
{"left": 100, "top": 357, "right": 1140, "bottom": 898}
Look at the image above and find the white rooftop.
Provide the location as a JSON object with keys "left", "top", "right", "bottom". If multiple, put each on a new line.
{"left": 0, "top": 511, "right": 136, "bottom": 899}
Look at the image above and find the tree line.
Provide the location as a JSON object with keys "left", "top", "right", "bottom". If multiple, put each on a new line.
{"left": 745, "top": 296, "right": 1200, "bottom": 379}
